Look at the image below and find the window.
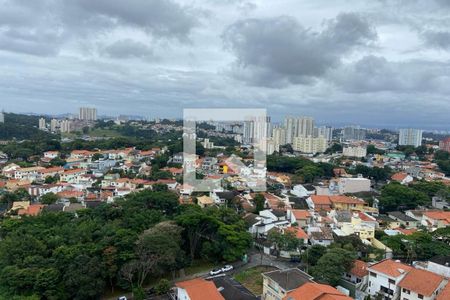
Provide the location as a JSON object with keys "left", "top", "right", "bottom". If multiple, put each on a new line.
{"left": 388, "top": 279, "right": 395, "bottom": 285}
{"left": 402, "top": 288, "right": 410, "bottom": 295}
{"left": 418, "top": 294, "right": 423, "bottom": 299}
{"left": 369, "top": 272, "right": 377, "bottom": 278}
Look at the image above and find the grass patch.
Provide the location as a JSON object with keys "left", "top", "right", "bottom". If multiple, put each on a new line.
{"left": 89, "top": 128, "right": 124, "bottom": 138}
{"left": 234, "top": 266, "right": 277, "bottom": 296}
{"left": 184, "top": 260, "right": 215, "bottom": 276}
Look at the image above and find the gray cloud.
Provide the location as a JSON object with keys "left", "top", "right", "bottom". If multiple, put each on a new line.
{"left": 421, "top": 30, "right": 450, "bottom": 50}
{"left": 222, "top": 13, "right": 376, "bottom": 87}
{"left": 0, "top": 0, "right": 200, "bottom": 57}
{"left": 330, "top": 55, "right": 450, "bottom": 94}
{"left": 102, "top": 39, "right": 154, "bottom": 59}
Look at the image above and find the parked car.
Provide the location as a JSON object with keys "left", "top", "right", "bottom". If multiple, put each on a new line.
{"left": 117, "top": 297, "right": 127, "bottom": 300}
{"left": 221, "top": 265, "right": 234, "bottom": 272}
{"left": 209, "top": 268, "right": 223, "bottom": 276}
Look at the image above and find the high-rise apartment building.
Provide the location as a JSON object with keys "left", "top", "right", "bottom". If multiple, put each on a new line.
{"left": 284, "top": 117, "right": 298, "bottom": 144}
{"left": 272, "top": 127, "right": 287, "bottom": 148}
{"left": 292, "top": 136, "right": 327, "bottom": 154}
{"left": 243, "top": 116, "right": 270, "bottom": 144}
{"left": 50, "top": 119, "right": 59, "bottom": 132}
{"left": 298, "top": 117, "right": 315, "bottom": 137}
{"left": 439, "top": 137, "right": 450, "bottom": 153}
{"left": 343, "top": 126, "right": 366, "bottom": 141}
{"left": 314, "top": 126, "right": 333, "bottom": 142}
{"left": 60, "top": 120, "right": 72, "bottom": 133}
{"left": 399, "top": 128, "right": 423, "bottom": 147}
{"left": 39, "top": 118, "right": 46, "bottom": 130}
{"left": 79, "top": 107, "right": 97, "bottom": 121}
{"left": 0, "top": 110, "right": 4, "bottom": 123}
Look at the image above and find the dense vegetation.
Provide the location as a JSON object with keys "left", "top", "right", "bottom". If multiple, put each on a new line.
{"left": 0, "top": 113, "right": 56, "bottom": 141}
{"left": 0, "top": 190, "right": 251, "bottom": 299}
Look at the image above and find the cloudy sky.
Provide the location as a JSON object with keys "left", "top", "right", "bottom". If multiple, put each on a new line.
{"left": 0, "top": 0, "right": 449, "bottom": 129}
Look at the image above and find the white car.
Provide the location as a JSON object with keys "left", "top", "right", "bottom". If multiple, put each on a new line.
{"left": 118, "top": 297, "right": 127, "bottom": 300}
{"left": 209, "top": 268, "right": 223, "bottom": 276}
{"left": 221, "top": 265, "right": 234, "bottom": 272}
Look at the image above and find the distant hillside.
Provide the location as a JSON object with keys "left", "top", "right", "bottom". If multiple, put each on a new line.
{"left": 0, "top": 113, "right": 55, "bottom": 140}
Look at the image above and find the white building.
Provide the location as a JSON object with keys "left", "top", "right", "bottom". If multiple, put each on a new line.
{"left": 337, "top": 177, "right": 371, "bottom": 194}
{"left": 399, "top": 128, "right": 423, "bottom": 147}
{"left": 79, "top": 107, "right": 97, "bottom": 121}
{"left": 343, "top": 146, "right": 367, "bottom": 158}
{"left": 60, "top": 120, "right": 72, "bottom": 133}
{"left": 398, "top": 268, "right": 446, "bottom": 300}
{"left": 292, "top": 136, "right": 327, "bottom": 154}
{"left": 272, "top": 127, "right": 287, "bottom": 149}
{"left": 38, "top": 118, "right": 46, "bottom": 130}
{"left": 367, "top": 259, "right": 412, "bottom": 299}
{"left": 0, "top": 110, "right": 4, "bottom": 123}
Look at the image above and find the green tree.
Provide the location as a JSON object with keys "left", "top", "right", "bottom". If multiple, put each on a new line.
{"left": 40, "top": 192, "right": 58, "bottom": 205}
{"left": 312, "top": 248, "right": 356, "bottom": 286}
{"left": 253, "top": 193, "right": 265, "bottom": 213}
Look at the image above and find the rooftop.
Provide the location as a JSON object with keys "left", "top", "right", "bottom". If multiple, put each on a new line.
{"left": 263, "top": 268, "right": 313, "bottom": 291}
{"left": 176, "top": 278, "right": 224, "bottom": 300}
{"left": 284, "top": 282, "right": 352, "bottom": 300}
{"left": 398, "top": 268, "right": 444, "bottom": 297}
{"left": 368, "top": 259, "right": 412, "bottom": 278}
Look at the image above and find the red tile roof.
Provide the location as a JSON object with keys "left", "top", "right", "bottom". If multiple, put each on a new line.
{"left": 311, "top": 195, "right": 332, "bottom": 205}
{"left": 391, "top": 172, "right": 409, "bottom": 182}
{"left": 176, "top": 278, "right": 224, "bottom": 300}
{"left": 18, "top": 204, "right": 45, "bottom": 216}
{"left": 286, "top": 227, "right": 309, "bottom": 240}
{"left": 394, "top": 228, "right": 417, "bottom": 235}
{"left": 284, "top": 282, "right": 352, "bottom": 300}
{"left": 424, "top": 211, "right": 450, "bottom": 224}
{"left": 368, "top": 259, "right": 412, "bottom": 278}
{"left": 291, "top": 209, "right": 311, "bottom": 220}
{"left": 349, "top": 260, "right": 368, "bottom": 278}
{"left": 398, "top": 268, "right": 444, "bottom": 297}
{"left": 437, "top": 282, "right": 450, "bottom": 300}
{"left": 329, "top": 195, "right": 365, "bottom": 205}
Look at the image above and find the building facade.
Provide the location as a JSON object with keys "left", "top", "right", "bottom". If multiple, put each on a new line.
{"left": 399, "top": 128, "right": 423, "bottom": 147}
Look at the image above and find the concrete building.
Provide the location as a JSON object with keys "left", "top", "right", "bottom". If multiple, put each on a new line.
{"left": 38, "top": 118, "right": 46, "bottom": 130}
{"left": 50, "top": 119, "right": 59, "bottom": 132}
{"left": 399, "top": 128, "right": 423, "bottom": 147}
{"left": 262, "top": 268, "right": 313, "bottom": 300}
{"left": 439, "top": 137, "right": 450, "bottom": 153}
{"left": 398, "top": 268, "right": 446, "bottom": 300}
{"left": 343, "top": 126, "right": 366, "bottom": 141}
{"left": 314, "top": 125, "right": 333, "bottom": 142}
{"left": 272, "top": 127, "right": 287, "bottom": 149}
{"left": 284, "top": 116, "right": 298, "bottom": 144}
{"left": 337, "top": 177, "right": 371, "bottom": 194}
{"left": 292, "top": 136, "right": 327, "bottom": 154}
{"left": 243, "top": 116, "right": 270, "bottom": 144}
{"left": 343, "top": 146, "right": 367, "bottom": 158}
{"left": 60, "top": 120, "right": 72, "bottom": 133}
{"left": 79, "top": 107, "right": 97, "bottom": 121}
{"left": 298, "top": 116, "right": 315, "bottom": 137}
{"left": 0, "top": 110, "right": 4, "bottom": 123}
{"left": 367, "top": 259, "right": 413, "bottom": 299}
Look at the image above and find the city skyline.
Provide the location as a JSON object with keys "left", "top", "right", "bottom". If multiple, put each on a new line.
{"left": 0, "top": 1, "right": 450, "bottom": 129}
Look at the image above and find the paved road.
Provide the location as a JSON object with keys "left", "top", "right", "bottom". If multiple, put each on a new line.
{"left": 104, "top": 252, "right": 298, "bottom": 300}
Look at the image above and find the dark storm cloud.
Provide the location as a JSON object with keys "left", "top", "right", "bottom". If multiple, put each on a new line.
{"left": 331, "top": 55, "right": 450, "bottom": 94}
{"left": 222, "top": 13, "right": 376, "bottom": 87}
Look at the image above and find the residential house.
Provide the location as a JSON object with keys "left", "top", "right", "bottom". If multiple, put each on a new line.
{"left": 17, "top": 204, "right": 45, "bottom": 216}
{"left": 262, "top": 268, "right": 313, "bottom": 300}
{"left": 175, "top": 278, "right": 224, "bottom": 300}
{"left": 387, "top": 211, "right": 418, "bottom": 228}
{"left": 43, "top": 151, "right": 59, "bottom": 159}
{"left": 344, "top": 259, "right": 368, "bottom": 285}
{"left": 197, "top": 195, "right": 214, "bottom": 208}
{"left": 391, "top": 172, "right": 414, "bottom": 185}
{"left": 60, "top": 169, "right": 87, "bottom": 183}
{"left": 287, "top": 209, "right": 312, "bottom": 228}
{"left": 367, "top": 259, "right": 413, "bottom": 299}
{"left": 307, "top": 195, "right": 332, "bottom": 211}
{"left": 309, "top": 227, "right": 334, "bottom": 247}
{"left": 398, "top": 268, "right": 446, "bottom": 300}
{"left": 422, "top": 211, "right": 450, "bottom": 229}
